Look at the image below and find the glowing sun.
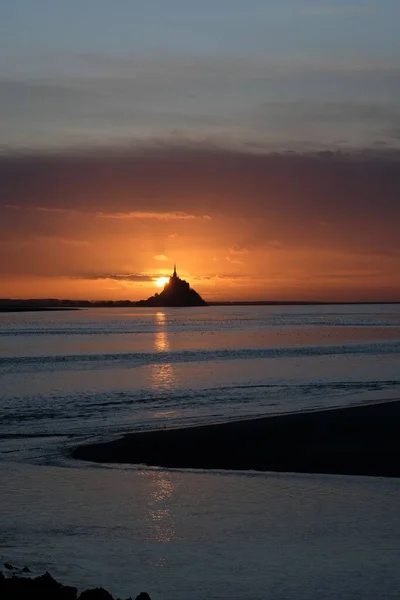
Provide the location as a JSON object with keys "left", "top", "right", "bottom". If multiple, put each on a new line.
{"left": 155, "top": 276, "right": 170, "bottom": 288}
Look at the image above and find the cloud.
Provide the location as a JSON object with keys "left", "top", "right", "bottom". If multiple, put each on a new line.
{"left": 81, "top": 273, "right": 155, "bottom": 282}
{"left": 198, "top": 274, "right": 257, "bottom": 281}
{"left": 229, "top": 246, "right": 249, "bottom": 255}
{"left": 35, "top": 235, "right": 90, "bottom": 247}
{"left": 154, "top": 254, "right": 168, "bottom": 261}
{"left": 1, "top": 48, "right": 399, "bottom": 152}
{"left": 0, "top": 144, "right": 399, "bottom": 280}
{"left": 36, "top": 206, "right": 78, "bottom": 215}
{"left": 96, "top": 210, "right": 211, "bottom": 221}
{"left": 225, "top": 256, "right": 245, "bottom": 265}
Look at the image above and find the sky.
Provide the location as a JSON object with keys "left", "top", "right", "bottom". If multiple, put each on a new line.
{"left": 0, "top": 0, "right": 399, "bottom": 301}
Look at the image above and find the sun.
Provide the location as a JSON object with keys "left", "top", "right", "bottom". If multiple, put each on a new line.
{"left": 155, "top": 276, "right": 170, "bottom": 288}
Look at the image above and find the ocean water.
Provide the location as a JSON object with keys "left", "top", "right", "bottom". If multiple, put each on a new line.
{"left": 1, "top": 305, "right": 400, "bottom": 599}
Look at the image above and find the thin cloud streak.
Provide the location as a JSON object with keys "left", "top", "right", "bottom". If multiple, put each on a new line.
{"left": 36, "top": 206, "right": 78, "bottom": 215}
{"left": 35, "top": 236, "right": 90, "bottom": 247}
{"left": 96, "top": 211, "right": 211, "bottom": 221}
{"left": 81, "top": 273, "right": 156, "bottom": 283}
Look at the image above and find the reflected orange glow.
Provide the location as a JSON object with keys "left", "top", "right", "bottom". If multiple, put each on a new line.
{"left": 151, "top": 311, "right": 176, "bottom": 389}
{"left": 146, "top": 472, "right": 176, "bottom": 543}
{"left": 155, "top": 312, "right": 170, "bottom": 352}
{"left": 155, "top": 331, "right": 169, "bottom": 352}
{"left": 151, "top": 363, "right": 175, "bottom": 389}
{"left": 151, "top": 471, "right": 174, "bottom": 503}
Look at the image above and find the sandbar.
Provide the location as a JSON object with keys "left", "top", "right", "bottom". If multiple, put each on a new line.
{"left": 72, "top": 399, "right": 400, "bottom": 477}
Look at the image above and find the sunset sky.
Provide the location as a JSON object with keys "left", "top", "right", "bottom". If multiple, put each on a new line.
{"left": 1, "top": 0, "right": 399, "bottom": 301}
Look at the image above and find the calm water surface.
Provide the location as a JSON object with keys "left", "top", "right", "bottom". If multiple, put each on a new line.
{"left": 1, "top": 305, "right": 400, "bottom": 599}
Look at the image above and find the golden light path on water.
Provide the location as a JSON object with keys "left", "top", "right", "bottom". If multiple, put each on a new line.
{"left": 151, "top": 311, "right": 178, "bottom": 419}
{"left": 145, "top": 471, "right": 176, "bottom": 545}
{"left": 142, "top": 313, "right": 178, "bottom": 546}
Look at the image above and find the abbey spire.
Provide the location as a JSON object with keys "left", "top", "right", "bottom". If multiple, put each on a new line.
{"left": 137, "top": 262, "right": 207, "bottom": 306}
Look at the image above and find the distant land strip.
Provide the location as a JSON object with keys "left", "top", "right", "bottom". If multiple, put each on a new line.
{"left": 0, "top": 306, "right": 80, "bottom": 312}
{"left": 1, "top": 299, "right": 400, "bottom": 311}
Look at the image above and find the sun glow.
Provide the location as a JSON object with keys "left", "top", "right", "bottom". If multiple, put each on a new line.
{"left": 155, "top": 276, "right": 170, "bottom": 288}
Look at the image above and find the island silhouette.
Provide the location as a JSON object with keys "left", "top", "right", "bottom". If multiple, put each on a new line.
{"left": 136, "top": 264, "right": 207, "bottom": 307}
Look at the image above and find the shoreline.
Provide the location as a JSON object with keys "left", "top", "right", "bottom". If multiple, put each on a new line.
{"left": 0, "top": 307, "right": 80, "bottom": 312}
{"left": 1, "top": 301, "right": 400, "bottom": 311}
{"left": 72, "top": 398, "right": 400, "bottom": 477}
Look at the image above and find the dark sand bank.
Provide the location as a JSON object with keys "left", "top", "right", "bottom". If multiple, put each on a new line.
{"left": 72, "top": 399, "right": 400, "bottom": 477}
{"left": 0, "top": 307, "right": 79, "bottom": 312}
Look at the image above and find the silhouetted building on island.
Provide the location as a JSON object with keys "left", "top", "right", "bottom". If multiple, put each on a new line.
{"left": 136, "top": 264, "right": 207, "bottom": 307}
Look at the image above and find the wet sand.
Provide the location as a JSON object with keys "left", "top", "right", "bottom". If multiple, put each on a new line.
{"left": 72, "top": 399, "right": 400, "bottom": 477}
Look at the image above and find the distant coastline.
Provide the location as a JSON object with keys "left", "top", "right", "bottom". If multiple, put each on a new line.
{"left": 0, "top": 305, "right": 80, "bottom": 313}
{"left": 1, "top": 299, "right": 399, "bottom": 312}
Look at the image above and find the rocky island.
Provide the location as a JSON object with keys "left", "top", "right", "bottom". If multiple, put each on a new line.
{"left": 136, "top": 265, "right": 207, "bottom": 307}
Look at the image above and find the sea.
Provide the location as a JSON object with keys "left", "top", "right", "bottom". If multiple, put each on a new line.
{"left": 1, "top": 304, "right": 400, "bottom": 600}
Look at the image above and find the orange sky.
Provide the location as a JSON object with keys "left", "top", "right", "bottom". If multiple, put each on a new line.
{"left": 0, "top": 148, "right": 399, "bottom": 302}
{"left": 1, "top": 1, "right": 400, "bottom": 302}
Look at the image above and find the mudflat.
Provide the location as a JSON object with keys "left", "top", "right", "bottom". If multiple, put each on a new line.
{"left": 72, "top": 399, "right": 400, "bottom": 477}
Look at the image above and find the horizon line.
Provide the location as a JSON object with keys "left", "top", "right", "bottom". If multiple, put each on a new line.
{"left": 1, "top": 298, "right": 399, "bottom": 306}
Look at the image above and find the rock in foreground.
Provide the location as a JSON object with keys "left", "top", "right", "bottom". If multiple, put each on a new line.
{"left": 0, "top": 569, "right": 150, "bottom": 600}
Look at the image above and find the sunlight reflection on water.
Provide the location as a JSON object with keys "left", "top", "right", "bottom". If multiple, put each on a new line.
{"left": 2, "top": 462, "right": 400, "bottom": 600}
{"left": 146, "top": 471, "right": 176, "bottom": 543}
{"left": 0, "top": 306, "right": 399, "bottom": 453}
{"left": 155, "top": 312, "right": 168, "bottom": 351}
{"left": 151, "top": 312, "right": 176, "bottom": 392}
